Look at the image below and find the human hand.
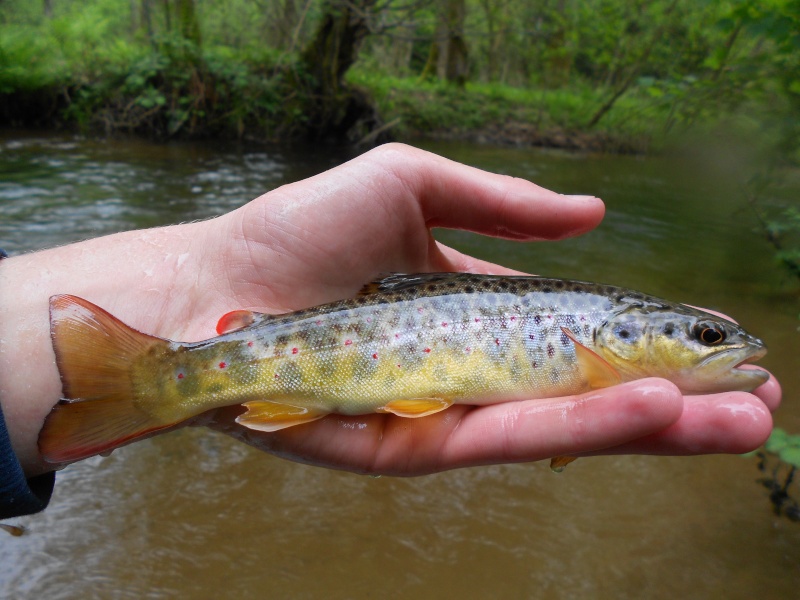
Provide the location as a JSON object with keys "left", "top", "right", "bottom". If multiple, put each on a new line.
{"left": 0, "top": 143, "right": 780, "bottom": 477}
{"left": 188, "top": 143, "right": 780, "bottom": 475}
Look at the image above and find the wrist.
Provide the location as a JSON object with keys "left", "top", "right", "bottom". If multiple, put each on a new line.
{"left": 0, "top": 251, "right": 65, "bottom": 476}
{"left": 0, "top": 219, "right": 222, "bottom": 475}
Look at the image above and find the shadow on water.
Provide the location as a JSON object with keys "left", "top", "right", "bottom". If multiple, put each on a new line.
{"left": 1, "top": 131, "right": 798, "bottom": 599}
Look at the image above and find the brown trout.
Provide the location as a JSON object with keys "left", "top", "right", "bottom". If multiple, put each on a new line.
{"left": 39, "top": 273, "right": 768, "bottom": 463}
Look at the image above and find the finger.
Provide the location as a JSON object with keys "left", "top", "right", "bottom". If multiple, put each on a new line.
{"left": 432, "top": 378, "right": 683, "bottom": 471}
{"left": 594, "top": 391, "right": 774, "bottom": 456}
{"left": 747, "top": 368, "right": 781, "bottom": 412}
{"left": 363, "top": 143, "right": 606, "bottom": 241}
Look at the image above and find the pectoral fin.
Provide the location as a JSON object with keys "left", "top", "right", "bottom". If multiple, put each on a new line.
{"left": 377, "top": 398, "right": 453, "bottom": 418}
{"left": 236, "top": 400, "right": 327, "bottom": 432}
{"left": 561, "top": 327, "right": 621, "bottom": 389}
{"left": 216, "top": 310, "right": 277, "bottom": 335}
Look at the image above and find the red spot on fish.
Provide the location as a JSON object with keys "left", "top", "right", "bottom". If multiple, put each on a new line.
{"left": 372, "top": 353, "right": 378, "bottom": 359}
{"left": 247, "top": 341, "right": 254, "bottom": 347}
{"left": 495, "top": 338, "right": 500, "bottom": 346}
{"left": 396, "top": 364, "right": 401, "bottom": 368}
{"left": 510, "top": 316, "right": 516, "bottom": 321}
{"left": 292, "top": 347, "right": 298, "bottom": 355}
{"left": 367, "top": 317, "right": 372, "bottom": 323}
{"left": 529, "top": 334, "right": 535, "bottom": 340}
{"left": 465, "top": 347, "right": 471, "bottom": 353}
{"left": 345, "top": 339, "right": 353, "bottom": 346}
{"left": 532, "top": 360, "right": 538, "bottom": 369}
{"left": 475, "top": 318, "right": 481, "bottom": 323}
{"left": 547, "top": 315, "right": 553, "bottom": 319}
{"left": 274, "top": 373, "right": 279, "bottom": 378}
{"left": 177, "top": 373, "right": 184, "bottom": 380}
{"left": 395, "top": 333, "right": 400, "bottom": 339}
{"left": 424, "top": 347, "right": 431, "bottom": 353}
{"left": 442, "top": 322, "right": 448, "bottom": 327}
{"left": 580, "top": 316, "right": 586, "bottom": 321}
{"left": 219, "top": 362, "right": 227, "bottom": 369}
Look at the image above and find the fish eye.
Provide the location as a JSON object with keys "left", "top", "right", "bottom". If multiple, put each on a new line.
{"left": 693, "top": 321, "right": 726, "bottom": 345}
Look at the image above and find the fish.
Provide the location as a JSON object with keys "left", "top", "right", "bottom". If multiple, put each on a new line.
{"left": 38, "top": 273, "right": 768, "bottom": 465}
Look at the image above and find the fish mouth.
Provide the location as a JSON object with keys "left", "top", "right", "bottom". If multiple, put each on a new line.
{"left": 696, "top": 343, "right": 768, "bottom": 392}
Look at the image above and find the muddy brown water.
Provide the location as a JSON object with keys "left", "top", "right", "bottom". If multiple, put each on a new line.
{"left": 1, "top": 132, "right": 798, "bottom": 599}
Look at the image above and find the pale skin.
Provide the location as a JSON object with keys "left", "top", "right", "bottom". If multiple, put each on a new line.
{"left": 0, "top": 143, "right": 781, "bottom": 478}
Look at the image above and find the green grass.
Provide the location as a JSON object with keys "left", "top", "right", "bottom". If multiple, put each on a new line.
{"left": 347, "top": 69, "right": 675, "bottom": 151}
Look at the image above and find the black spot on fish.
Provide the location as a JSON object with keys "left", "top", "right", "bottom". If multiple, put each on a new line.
{"left": 542, "top": 286, "right": 553, "bottom": 293}
{"left": 547, "top": 343, "right": 555, "bottom": 358}
{"left": 663, "top": 323, "right": 675, "bottom": 336}
{"left": 534, "top": 315, "right": 542, "bottom": 325}
{"left": 464, "top": 286, "right": 475, "bottom": 294}
{"left": 560, "top": 332, "right": 570, "bottom": 346}
{"left": 554, "top": 280, "right": 565, "bottom": 290}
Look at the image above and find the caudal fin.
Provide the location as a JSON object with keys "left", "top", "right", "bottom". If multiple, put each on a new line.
{"left": 39, "top": 295, "right": 176, "bottom": 463}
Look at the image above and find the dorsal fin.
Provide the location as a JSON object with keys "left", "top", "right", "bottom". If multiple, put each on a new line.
{"left": 216, "top": 310, "right": 273, "bottom": 335}
{"left": 356, "top": 273, "right": 460, "bottom": 296}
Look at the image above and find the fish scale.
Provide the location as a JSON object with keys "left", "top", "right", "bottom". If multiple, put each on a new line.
{"left": 38, "top": 273, "right": 768, "bottom": 463}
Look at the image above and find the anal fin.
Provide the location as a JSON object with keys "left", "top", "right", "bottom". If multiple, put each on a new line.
{"left": 236, "top": 400, "right": 327, "bottom": 432}
{"left": 377, "top": 398, "right": 453, "bottom": 418}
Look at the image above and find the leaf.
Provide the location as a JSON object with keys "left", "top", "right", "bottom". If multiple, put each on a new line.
{"left": 779, "top": 447, "right": 800, "bottom": 468}
{"left": 765, "top": 428, "right": 788, "bottom": 454}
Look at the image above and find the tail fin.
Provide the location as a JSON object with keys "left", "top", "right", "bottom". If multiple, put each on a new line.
{"left": 39, "top": 295, "right": 177, "bottom": 463}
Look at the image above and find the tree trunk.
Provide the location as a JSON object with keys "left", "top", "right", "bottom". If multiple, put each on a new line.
{"left": 296, "top": 0, "right": 382, "bottom": 142}
{"left": 270, "top": 0, "right": 299, "bottom": 49}
{"left": 441, "top": 0, "right": 468, "bottom": 87}
{"left": 176, "top": 0, "right": 202, "bottom": 47}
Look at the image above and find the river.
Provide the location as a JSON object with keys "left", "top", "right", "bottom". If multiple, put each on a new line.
{"left": 1, "top": 131, "right": 798, "bottom": 599}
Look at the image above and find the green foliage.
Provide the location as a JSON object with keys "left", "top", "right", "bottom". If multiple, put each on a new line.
{"left": 0, "top": 0, "right": 798, "bottom": 148}
{"left": 765, "top": 428, "right": 800, "bottom": 468}
{"left": 748, "top": 428, "right": 800, "bottom": 521}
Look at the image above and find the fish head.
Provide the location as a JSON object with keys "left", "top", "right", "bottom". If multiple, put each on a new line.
{"left": 594, "top": 304, "right": 768, "bottom": 394}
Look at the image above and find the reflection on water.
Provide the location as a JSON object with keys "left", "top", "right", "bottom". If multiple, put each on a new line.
{"left": 1, "top": 132, "right": 798, "bottom": 599}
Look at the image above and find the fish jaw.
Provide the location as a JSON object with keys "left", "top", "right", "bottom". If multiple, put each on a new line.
{"left": 681, "top": 342, "right": 769, "bottom": 394}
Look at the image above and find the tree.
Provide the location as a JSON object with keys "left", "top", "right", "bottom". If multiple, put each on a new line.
{"left": 296, "top": 0, "right": 383, "bottom": 141}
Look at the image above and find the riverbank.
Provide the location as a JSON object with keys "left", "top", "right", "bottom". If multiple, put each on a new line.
{"left": 0, "top": 53, "right": 778, "bottom": 157}
{"left": 0, "top": 74, "right": 664, "bottom": 154}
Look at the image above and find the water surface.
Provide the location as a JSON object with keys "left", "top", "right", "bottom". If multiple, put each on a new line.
{"left": 1, "top": 132, "right": 798, "bottom": 599}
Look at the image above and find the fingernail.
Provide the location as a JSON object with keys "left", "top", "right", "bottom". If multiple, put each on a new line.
{"left": 564, "top": 195, "right": 600, "bottom": 203}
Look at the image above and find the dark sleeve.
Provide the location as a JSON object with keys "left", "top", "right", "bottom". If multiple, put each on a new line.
{"left": 0, "top": 402, "right": 55, "bottom": 519}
